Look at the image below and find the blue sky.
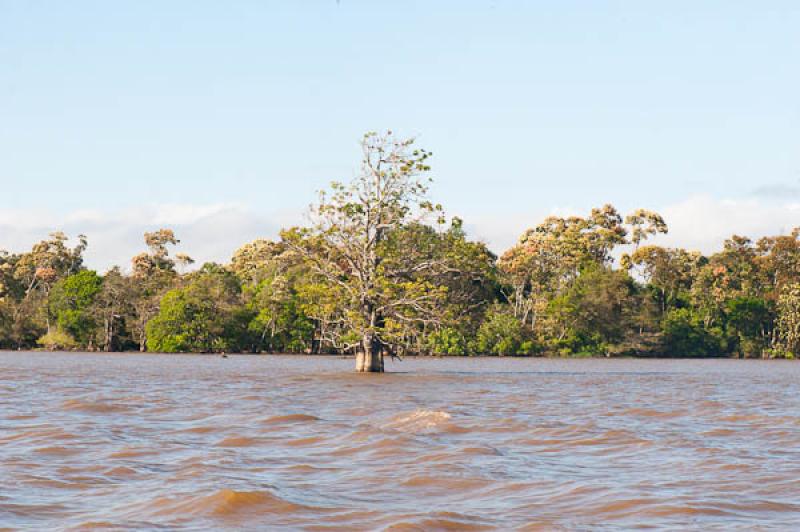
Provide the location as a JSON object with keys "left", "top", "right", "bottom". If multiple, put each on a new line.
{"left": 1, "top": 1, "right": 798, "bottom": 269}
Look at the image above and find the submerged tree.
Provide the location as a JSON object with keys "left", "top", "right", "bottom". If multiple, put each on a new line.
{"left": 283, "top": 131, "right": 450, "bottom": 372}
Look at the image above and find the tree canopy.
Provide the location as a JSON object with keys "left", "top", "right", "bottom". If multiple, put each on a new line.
{"left": 2, "top": 132, "right": 800, "bottom": 365}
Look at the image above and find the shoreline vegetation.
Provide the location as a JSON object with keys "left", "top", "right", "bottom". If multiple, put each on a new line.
{"left": 2, "top": 132, "right": 800, "bottom": 368}
{"left": 4, "top": 350, "right": 800, "bottom": 361}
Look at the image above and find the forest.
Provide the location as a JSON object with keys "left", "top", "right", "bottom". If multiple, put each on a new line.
{"left": 2, "top": 132, "right": 799, "bottom": 362}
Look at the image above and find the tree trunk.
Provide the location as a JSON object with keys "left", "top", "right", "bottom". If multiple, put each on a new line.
{"left": 356, "top": 332, "right": 384, "bottom": 372}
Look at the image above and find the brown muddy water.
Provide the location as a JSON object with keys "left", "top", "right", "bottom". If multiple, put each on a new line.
{"left": 1, "top": 353, "right": 799, "bottom": 531}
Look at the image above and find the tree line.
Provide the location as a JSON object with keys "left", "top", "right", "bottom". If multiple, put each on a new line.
{"left": 2, "top": 132, "right": 800, "bottom": 368}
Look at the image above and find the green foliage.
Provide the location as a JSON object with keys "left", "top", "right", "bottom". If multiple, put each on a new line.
{"left": 662, "top": 308, "right": 725, "bottom": 357}
{"left": 426, "top": 327, "right": 469, "bottom": 355}
{"left": 3, "top": 134, "right": 800, "bottom": 361}
{"left": 725, "top": 296, "right": 771, "bottom": 357}
{"left": 247, "top": 289, "right": 314, "bottom": 352}
{"left": 146, "top": 264, "right": 253, "bottom": 353}
{"left": 773, "top": 283, "right": 800, "bottom": 358}
{"left": 475, "top": 306, "right": 534, "bottom": 355}
{"left": 37, "top": 327, "right": 78, "bottom": 350}
{"left": 49, "top": 270, "right": 103, "bottom": 346}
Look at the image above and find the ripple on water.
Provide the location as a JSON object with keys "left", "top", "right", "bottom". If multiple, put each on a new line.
{"left": 33, "top": 445, "right": 83, "bottom": 456}
{"left": 261, "top": 413, "right": 320, "bottom": 424}
{"left": 146, "top": 489, "right": 324, "bottom": 521}
{"left": 385, "top": 511, "right": 494, "bottom": 531}
{"left": 3, "top": 353, "right": 800, "bottom": 530}
{"left": 215, "top": 436, "right": 260, "bottom": 447}
{"left": 61, "top": 399, "right": 129, "bottom": 414}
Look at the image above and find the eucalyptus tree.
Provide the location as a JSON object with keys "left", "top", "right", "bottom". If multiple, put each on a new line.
{"left": 230, "top": 239, "right": 314, "bottom": 353}
{"left": 48, "top": 269, "right": 103, "bottom": 348}
{"left": 773, "top": 283, "right": 800, "bottom": 357}
{"left": 93, "top": 267, "right": 136, "bottom": 351}
{"left": 146, "top": 263, "right": 251, "bottom": 353}
{"left": 756, "top": 229, "right": 800, "bottom": 292}
{"left": 624, "top": 245, "right": 703, "bottom": 314}
{"left": 6, "top": 233, "right": 87, "bottom": 346}
{"left": 282, "top": 131, "right": 451, "bottom": 372}
{"left": 625, "top": 209, "right": 668, "bottom": 250}
{"left": 129, "top": 229, "right": 186, "bottom": 351}
{"left": 499, "top": 204, "right": 630, "bottom": 331}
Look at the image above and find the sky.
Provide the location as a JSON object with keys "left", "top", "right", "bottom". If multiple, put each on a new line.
{"left": 1, "top": 1, "right": 798, "bottom": 270}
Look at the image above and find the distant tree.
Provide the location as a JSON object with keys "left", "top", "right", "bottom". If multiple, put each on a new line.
{"left": 500, "top": 205, "right": 632, "bottom": 333}
{"left": 5, "top": 233, "right": 87, "bottom": 347}
{"left": 130, "top": 229, "right": 185, "bottom": 351}
{"left": 756, "top": 229, "right": 800, "bottom": 292}
{"left": 773, "top": 283, "right": 800, "bottom": 358}
{"left": 624, "top": 209, "right": 668, "bottom": 250}
{"left": 230, "top": 239, "right": 286, "bottom": 284}
{"left": 146, "top": 263, "right": 252, "bottom": 353}
{"left": 725, "top": 296, "right": 772, "bottom": 358}
{"left": 624, "top": 246, "right": 703, "bottom": 314}
{"left": 49, "top": 270, "right": 103, "bottom": 348}
{"left": 661, "top": 308, "right": 725, "bottom": 357}
{"left": 93, "top": 267, "right": 136, "bottom": 351}
{"left": 474, "top": 304, "right": 533, "bottom": 356}
{"left": 544, "top": 265, "right": 637, "bottom": 355}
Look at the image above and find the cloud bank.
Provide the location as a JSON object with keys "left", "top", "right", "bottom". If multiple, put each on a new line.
{"left": 1, "top": 195, "right": 798, "bottom": 271}
{"left": 466, "top": 195, "right": 800, "bottom": 256}
{"left": 0, "top": 204, "right": 297, "bottom": 272}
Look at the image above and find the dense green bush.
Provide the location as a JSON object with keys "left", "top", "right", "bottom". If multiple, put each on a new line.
{"left": 661, "top": 308, "right": 725, "bottom": 357}
{"left": 426, "top": 327, "right": 469, "bottom": 355}
{"left": 146, "top": 264, "right": 254, "bottom": 353}
{"left": 474, "top": 306, "right": 534, "bottom": 355}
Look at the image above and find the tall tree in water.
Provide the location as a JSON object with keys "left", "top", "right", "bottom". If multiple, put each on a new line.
{"left": 283, "top": 131, "right": 447, "bottom": 372}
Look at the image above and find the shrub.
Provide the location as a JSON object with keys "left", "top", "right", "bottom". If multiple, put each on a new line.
{"left": 662, "top": 308, "right": 725, "bottom": 357}
{"left": 37, "top": 328, "right": 78, "bottom": 350}
{"left": 474, "top": 306, "right": 534, "bottom": 355}
{"left": 426, "top": 327, "right": 468, "bottom": 355}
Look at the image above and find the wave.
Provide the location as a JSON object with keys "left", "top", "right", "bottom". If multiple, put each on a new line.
{"left": 383, "top": 410, "right": 461, "bottom": 434}
{"left": 150, "top": 489, "right": 308, "bottom": 519}
{"left": 61, "top": 399, "right": 128, "bottom": 414}
{"left": 104, "top": 466, "right": 138, "bottom": 478}
{"left": 385, "top": 511, "right": 492, "bottom": 531}
{"left": 107, "top": 448, "right": 158, "bottom": 459}
{"left": 215, "top": 436, "right": 259, "bottom": 447}
{"left": 33, "top": 446, "right": 81, "bottom": 456}
{"left": 1, "top": 427, "right": 79, "bottom": 444}
{"left": 261, "top": 414, "right": 319, "bottom": 424}
{"left": 617, "top": 407, "right": 684, "bottom": 419}
{"left": 400, "top": 476, "right": 490, "bottom": 491}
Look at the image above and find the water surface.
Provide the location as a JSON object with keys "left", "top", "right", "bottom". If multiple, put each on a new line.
{"left": 2, "top": 353, "right": 799, "bottom": 530}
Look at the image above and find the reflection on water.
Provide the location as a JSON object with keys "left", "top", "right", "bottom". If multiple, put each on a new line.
{"left": 1, "top": 353, "right": 799, "bottom": 530}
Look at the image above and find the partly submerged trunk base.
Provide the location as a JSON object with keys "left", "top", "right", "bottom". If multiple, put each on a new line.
{"left": 355, "top": 351, "right": 384, "bottom": 372}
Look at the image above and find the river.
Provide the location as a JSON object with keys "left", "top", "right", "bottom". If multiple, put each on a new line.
{"left": 1, "top": 352, "right": 799, "bottom": 530}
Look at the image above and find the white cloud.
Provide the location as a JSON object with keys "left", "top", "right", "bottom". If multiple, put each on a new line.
{"left": 463, "top": 195, "right": 800, "bottom": 256}
{"left": 2, "top": 195, "right": 799, "bottom": 272}
{"left": 0, "top": 203, "right": 300, "bottom": 272}
{"left": 653, "top": 195, "right": 800, "bottom": 253}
